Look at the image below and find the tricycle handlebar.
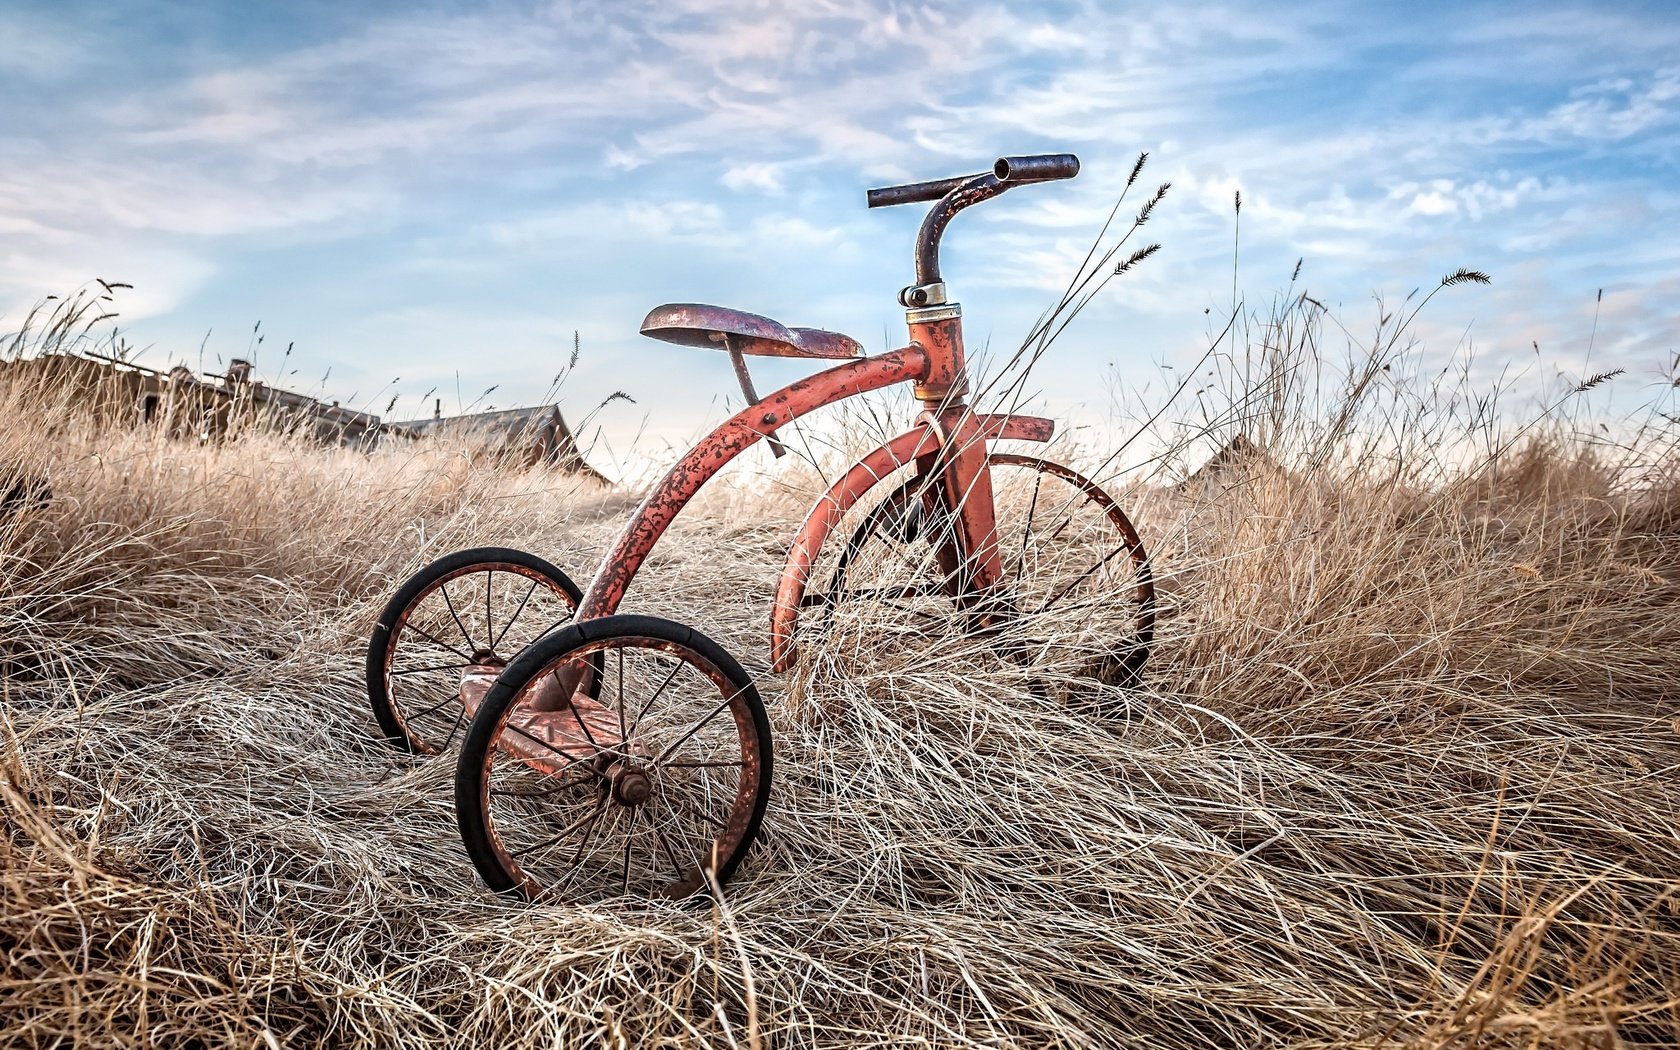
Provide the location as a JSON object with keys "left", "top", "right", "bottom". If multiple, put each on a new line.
{"left": 868, "top": 154, "right": 1081, "bottom": 286}
{"left": 865, "top": 153, "right": 1079, "bottom": 209}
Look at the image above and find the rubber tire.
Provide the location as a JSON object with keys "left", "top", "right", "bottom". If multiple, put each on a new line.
{"left": 454, "top": 613, "right": 774, "bottom": 901}
{"left": 366, "top": 546, "right": 583, "bottom": 755}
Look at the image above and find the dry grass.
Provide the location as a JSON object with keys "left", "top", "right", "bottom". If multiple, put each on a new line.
{"left": 2, "top": 280, "right": 1679, "bottom": 1049}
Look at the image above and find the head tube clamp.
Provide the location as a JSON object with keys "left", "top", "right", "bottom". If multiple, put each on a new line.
{"left": 898, "top": 281, "right": 948, "bottom": 309}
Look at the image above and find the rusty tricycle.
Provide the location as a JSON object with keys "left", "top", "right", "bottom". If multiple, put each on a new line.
{"left": 366, "top": 152, "right": 1155, "bottom": 902}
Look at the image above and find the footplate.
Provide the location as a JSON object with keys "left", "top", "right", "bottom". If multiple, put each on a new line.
{"left": 459, "top": 664, "right": 631, "bottom": 774}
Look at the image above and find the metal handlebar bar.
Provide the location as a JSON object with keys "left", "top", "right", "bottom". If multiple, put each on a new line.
{"left": 866, "top": 174, "right": 975, "bottom": 209}
{"left": 866, "top": 154, "right": 1080, "bottom": 286}
{"left": 865, "top": 154, "right": 1078, "bottom": 208}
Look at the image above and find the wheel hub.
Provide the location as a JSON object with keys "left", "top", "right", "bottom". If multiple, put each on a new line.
{"left": 607, "top": 760, "right": 653, "bottom": 806}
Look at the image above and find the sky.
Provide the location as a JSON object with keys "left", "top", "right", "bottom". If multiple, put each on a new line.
{"left": 3, "top": 0, "right": 1677, "bottom": 475}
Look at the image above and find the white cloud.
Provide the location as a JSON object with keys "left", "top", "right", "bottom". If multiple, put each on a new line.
{"left": 1407, "top": 189, "right": 1458, "bottom": 217}
{"left": 482, "top": 199, "right": 847, "bottom": 257}
{"left": 1019, "top": 22, "right": 1089, "bottom": 52}
{"left": 722, "top": 163, "right": 785, "bottom": 193}
{"left": 1513, "top": 69, "right": 1680, "bottom": 142}
{"left": 0, "top": 245, "right": 213, "bottom": 330}
{"left": 623, "top": 200, "right": 726, "bottom": 238}
{"left": 750, "top": 215, "right": 845, "bottom": 248}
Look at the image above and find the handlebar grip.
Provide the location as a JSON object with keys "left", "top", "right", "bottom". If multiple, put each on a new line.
{"left": 993, "top": 153, "right": 1080, "bottom": 183}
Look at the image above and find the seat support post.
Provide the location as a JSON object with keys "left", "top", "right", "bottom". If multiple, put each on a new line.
{"left": 724, "top": 336, "right": 787, "bottom": 458}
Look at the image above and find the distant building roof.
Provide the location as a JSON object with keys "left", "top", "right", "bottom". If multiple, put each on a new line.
{"left": 1176, "top": 435, "right": 1280, "bottom": 491}
{"left": 392, "top": 404, "right": 557, "bottom": 435}
{"left": 391, "top": 403, "right": 607, "bottom": 481}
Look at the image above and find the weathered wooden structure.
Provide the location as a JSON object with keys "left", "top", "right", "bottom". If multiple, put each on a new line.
{"left": 2, "top": 348, "right": 608, "bottom": 479}
{"left": 0, "top": 351, "right": 383, "bottom": 447}
{"left": 389, "top": 401, "right": 608, "bottom": 481}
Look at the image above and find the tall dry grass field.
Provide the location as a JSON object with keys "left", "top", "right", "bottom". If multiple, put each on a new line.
{"left": 2, "top": 282, "right": 1678, "bottom": 1049}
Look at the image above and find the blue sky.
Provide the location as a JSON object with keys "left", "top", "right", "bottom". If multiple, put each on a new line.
{"left": 3, "top": 1, "right": 1677, "bottom": 468}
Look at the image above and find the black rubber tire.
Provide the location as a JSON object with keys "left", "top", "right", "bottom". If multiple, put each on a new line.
{"left": 367, "top": 546, "right": 583, "bottom": 755}
{"left": 455, "top": 613, "right": 774, "bottom": 902}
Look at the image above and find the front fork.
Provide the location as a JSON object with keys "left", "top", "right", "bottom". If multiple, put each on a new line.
{"left": 905, "top": 303, "right": 1006, "bottom": 618}
{"left": 917, "top": 406, "right": 1005, "bottom": 610}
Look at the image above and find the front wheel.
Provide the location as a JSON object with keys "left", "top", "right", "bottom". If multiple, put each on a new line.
{"left": 809, "top": 454, "right": 1156, "bottom": 687}
{"left": 455, "top": 614, "right": 773, "bottom": 903}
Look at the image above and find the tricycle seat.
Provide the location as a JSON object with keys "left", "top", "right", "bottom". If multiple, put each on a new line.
{"left": 640, "top": 303, "right": 863, "bottom": 360}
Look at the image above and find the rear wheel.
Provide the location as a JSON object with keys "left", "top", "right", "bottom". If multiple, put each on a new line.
{"left": 808, "top": 454, "right": 1155, "bottom": 687}
{"left": 455, "top": 614, "right": 773, "bottom": 903}
{"left": 367, "top": 547, "right": 583, "bottom": 756}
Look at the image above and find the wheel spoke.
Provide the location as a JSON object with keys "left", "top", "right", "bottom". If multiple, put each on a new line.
{"left": 410, "top": 692, "right": 465, "bottom": 721}
{"left": 653, "top": 821, "right": 688, "bottom": 881}
{"left": 642, "top": 791, "right": 718, "bottom": 879}
{"left": 627, "top": 657, "right": 686, "bottom": 741}
{"left": 1038, "top": 543, "right": 1132, "bottom": 615}
{"left": 558, "top": 671, "right": 604, "bottom": 751}
{"left": 440, "top": 706, "right": 467, "bottom": 749}
{"left": 491, "top": 773, "right": 592, "bottom": 799}
{"left": 390, "top": 660, "right": 471, "bottom": 677}
{"left": 669, "top": 787, "right": 730, "bottom": 834}
{"left": 490, "top": 578, "right": 542, "bottom": 651}
{"left": 1014, "top": 471, "right": 1045, "bottom": 589}
{"left": 531, "top": 609, "right": 577, "bottom": 642}
{"left": 438, "top": 583, "right": 478, "bottom": 652}
{"left": 834, "top": 584, "right": 943, "bottom": 602}
{"left": 400, "top": 622, "right": 475, "bottom": 664}
{"left": 549, "top": 800, "right": 616, "bottom": 897}
{"left": 652, "top": 689, "right": 743, "bottom": 766}
{"left": 620, "top": 806, "right": 638, "bottom": 894}
{"left": 615, "top": 647, "right": 628, "bottom": 746}
{"left": 516, "top": 795, "right": 607, "bottom": 866}
{"left": 813, "top": 587, "right": 947, "bottom": 624}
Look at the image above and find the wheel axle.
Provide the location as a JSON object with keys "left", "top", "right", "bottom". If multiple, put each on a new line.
{"left": 607, "top": 761, "right": 653, "bottom": 806}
